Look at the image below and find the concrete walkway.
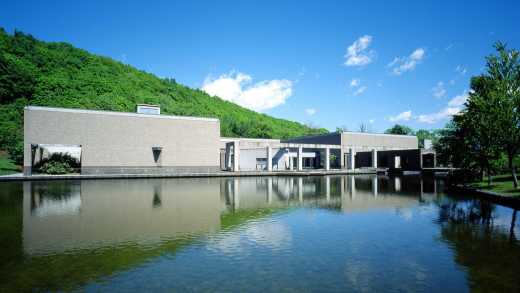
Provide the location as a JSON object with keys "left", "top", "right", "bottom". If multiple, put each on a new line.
{"left": 0, "top": 168, "right": 380, "bottom": 182}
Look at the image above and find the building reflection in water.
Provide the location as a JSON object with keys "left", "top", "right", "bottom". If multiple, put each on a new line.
{"left": 220, "top": 175, "right": 442, "bottom": 213}
{"left": 29, "top": 181, "right": 82, "bottom": 217}
{"left": 22, "top": 175, "right": 442, "bottom": 256}
{"left": 23, "top": 179, "right": 222, "bottom": 255}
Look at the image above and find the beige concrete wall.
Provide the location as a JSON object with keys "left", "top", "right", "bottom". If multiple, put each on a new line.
{"left": 220, "top": 137, "right": 282, "bottom": 149}
{"left": 24, "top": 106, "right": 220, "bottom": 172}
{"left": 341, "top": 132, "right": 418, "bottom": 151}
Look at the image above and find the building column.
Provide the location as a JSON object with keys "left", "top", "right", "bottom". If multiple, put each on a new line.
{"left": 433, "top": 153, "right": 437, "bottom": 168}
{"left": 395, "top": 177, "right": 401, "bottom": 192}
{"left": 325, "top": 176, "right": 330, "bottom": 201}
{"left": 340, "top": 176, "right": 345, "bottom": 199}
{"left": 298, "top": 177, "right": 303, "bottom": 202}
{"left": 372, "top": 149, "right": 378, "bottom": 168}
{"left": 233, "top": 179, "right": 239, "bottom": 210}
{"left": 267, "top": 178, "right": 273, "bottom": 203}
{"left": 349, "top": 148, "right": 355, "bottom": 170}
{"left": 340, "top": 148, "right": 345, "bottom": 169}
{"left": 349, "top": 176, "right": 356, "bottom": 198}
{"left": 297, "top": 146, "right": 303, "bottom": 171}
{"left": 225, "top": 143, "right": 232, "bottom": 171}
{"left": 288, "top": 149, "right": 293, "bottom": 171}
{"left": 233, "top": 141, "right": 240, "bottom": 172}
{"left": 372, "top": 176, "right": 378, "bottom": 197}
{"left": 325, "top": 147, "right": 330, "bottom": 171}
{"left": 266, "top": 146, "right": 272, "bottom": 171}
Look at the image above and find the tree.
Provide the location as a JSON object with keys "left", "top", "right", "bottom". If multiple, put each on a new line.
{"left": 0, "top": 53, "right": 36, "bottom": 103}
{"left": 415, "top": 129, "right": 438, "bottom": 148}
{"left": 434, "top": 122, "right": 467, "bottom": 168}
{"left": 435, "top": 42, "right": 520, "bottom": 187}
{"left": 484, "top": 42, "right": 520, "bottom": 188}
{"left": 335, "top": 125, "right": 349, "bottom": 133}
{"left": 385, "top": 124, "right": 413, "bottom": 135}
{"left": 455, "top": 96, "right": 502, "bottom": 185}
{"left": 358, "top": 123, "right": 371, "bottom": 133}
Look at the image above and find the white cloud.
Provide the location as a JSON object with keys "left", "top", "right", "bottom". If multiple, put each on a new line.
{"left": 432, "top": 81, "right": 446, "bottom": 98}
{"left": 353, "top": 86, "right": 367, "bottom": 96}
{"left": 417, "top": 107, "right": 461, "bottom": 124}
{"left": 417, "top": 92, "right": 468, "bottom": 124}
{"left": 202, "top": 71, "right": 292, "bottom": 112}
{"left": 344, "top": 35, "right": 375, "bottom": 67}
{"left": 447, "top": 92, "right": 468, "bottom": 107}
{"left": 389, "top": 110, "right": 412, "bottom": 122}
{"left": 445, "top": 44, "right": 453, "bottom": 51}
{"left": 369, "top": 119, "right": 375, "bottom": 124}
{"left": 349, "top": 78, "right": 366, "bottom": 96}
{"left": 455, "top": 65, "right": 467, "bottom": 75}
{"left": 305, "top": 108, "right": 317, "bottom": 116}
{"left": 350, "top": 78, "right": 360, "bottom": 87}
{"left": 388, "top": 48, "right": 425, "bottom": 75}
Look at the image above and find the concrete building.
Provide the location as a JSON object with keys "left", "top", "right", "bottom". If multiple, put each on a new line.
{"left": 222, "top": 132, "right": 435, "bottom": 172}
{"left": 220, "top": 137, "right": 341, "bottom": 172}
{"left": 24, "top": 106, "right": 221, "bottom": 175}
{"left": 23, "top": 105, "right": 434, "bottom": 175}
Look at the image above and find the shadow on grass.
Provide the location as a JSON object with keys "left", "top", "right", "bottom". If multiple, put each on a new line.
{"left": 477, "top": 185, "right": 496, "bottom": 190}
{"left": 503, "top": 189, "right": 520, "bottom": 195}
{"left": 492, "top": 175, "right": 515, "bottom": 183}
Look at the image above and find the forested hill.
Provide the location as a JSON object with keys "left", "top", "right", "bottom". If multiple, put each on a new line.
{"left": 0, "top": 28, "right": 327, "bottom": 162}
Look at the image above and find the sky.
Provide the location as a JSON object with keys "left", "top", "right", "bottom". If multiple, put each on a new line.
{"left": 2, "top": 0, "right": 519, "bottom": 132}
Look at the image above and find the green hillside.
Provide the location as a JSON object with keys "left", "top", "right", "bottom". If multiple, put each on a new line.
{"left": 0, "top": 28, "right": 327, "bottom": 164}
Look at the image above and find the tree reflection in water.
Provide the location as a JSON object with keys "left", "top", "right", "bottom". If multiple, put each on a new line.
{"left": 436, "top": 198, "right": 519, "bottom": 292}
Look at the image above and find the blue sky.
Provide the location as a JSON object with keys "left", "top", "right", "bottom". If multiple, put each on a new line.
{"left": 2, "top": 0, "right": 519, "bottom": 132}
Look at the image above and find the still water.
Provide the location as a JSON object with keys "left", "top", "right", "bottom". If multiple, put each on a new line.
{"left": 0, "top": 175, "right": 518, "bottom": 292}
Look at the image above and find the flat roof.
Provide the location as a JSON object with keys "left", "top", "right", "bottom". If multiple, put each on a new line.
{"left": 341, "top": 131, "right": 417, "bottom": 138}
{"left": 281, "top": 132, "right": 341, "bottom": 141}
{"left": 25, "top": 106, "right": 219, "bottom": 123}
{"left": 221, "top": 137, "right": 281, "bottom": 142}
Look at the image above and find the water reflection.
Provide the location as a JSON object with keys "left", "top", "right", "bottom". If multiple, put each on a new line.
{"left": 23, "top": 179, "right": 222, "bottom": 255}
{"left": 220, "top": 175, "right": 442, "bottom": 213}
{"left": 0, "top": 175, "right": 517, "bottom": 292}
{"left": 29, "top": 181, "right": 81, "bottom": 217}
{"left": 435, "top": 197, "right": 520, "bottom": 292}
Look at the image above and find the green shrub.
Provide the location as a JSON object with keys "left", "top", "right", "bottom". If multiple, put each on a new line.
{"left": 38, "top": 161, "right": 73, "bottom": 174}
{"left": 6, "top": 141, "right": 23, "bottom": 165}
{"left": 35, "top": 153, "right": 79, "bottom": 174}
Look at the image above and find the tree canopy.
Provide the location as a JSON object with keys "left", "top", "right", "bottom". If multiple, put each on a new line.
{"left": 434, "top": 42, "right": 520, "bottom": 187}
{"left": 385, "top": 124, "right": 413, "bottom": 135}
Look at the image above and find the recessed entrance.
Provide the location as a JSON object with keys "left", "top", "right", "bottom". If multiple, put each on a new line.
{"left": 30, "top": 144, "right": 82, "bottom": 175}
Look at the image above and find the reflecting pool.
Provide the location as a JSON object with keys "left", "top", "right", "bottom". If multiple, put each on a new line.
{"left": 0, "top": 175, "right": 518, "bottom": 292}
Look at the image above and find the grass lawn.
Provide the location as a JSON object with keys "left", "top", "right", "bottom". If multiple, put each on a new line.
{"left": 471, "top": 174, "right": 520, "bottom": 197}
{"left": 0, "top": 151, "right": 20, "bottom": 175}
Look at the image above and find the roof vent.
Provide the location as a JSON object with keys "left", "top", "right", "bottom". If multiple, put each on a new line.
{"left": 136, "top": 104, "right": 160, "bottom": 115}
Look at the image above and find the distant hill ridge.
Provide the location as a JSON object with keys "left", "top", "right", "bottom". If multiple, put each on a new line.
{"left": 0, "top": 28, "right": 327, "bottom": 163}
